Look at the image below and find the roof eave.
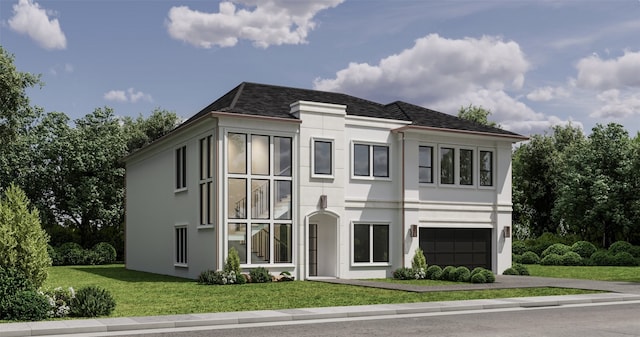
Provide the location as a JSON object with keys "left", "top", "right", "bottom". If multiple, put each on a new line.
{"left": 392, "top": 125, "right": 529, "bottom": 142}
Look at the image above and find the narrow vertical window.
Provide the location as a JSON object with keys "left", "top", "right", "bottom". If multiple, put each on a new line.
{"left": 274, "top": 224, "right": 292, "bottom": 263}
{"left": 199, "top": 135, "right": 215, "bottom": 225}
{"left": 228, "top": 178, "right": 247, "bottom": 219}
{"left": 175, "top": 226, "right": 187, "bottom": 265}
{"left": 460, "top": 149, "right": 473, "bottom": 185}
{"left": 419, "top": 146, "right": 433, "bottom": 183}
{"left": 353, "top": 144, "right": 370, "bottom": 176}
{"left": 313, "top": 140, "right": 332, "bottom": 176}
{"left": 251, "top": 135, "right": 270, "bottom": 175}
{"left": 228, "top": 133, "right": 247, "bottom": 174}
{"left": 373, "top": 145, "right": 389, "bottom": 177}
{"left": 480, "top": 151, "right": 493, "bottom": 186}
{"left": 228, "top": 223, "right": 247, "bottom": 264}
{"left": 353, "top": 224, "right": 370, "bottom": 263}
{"left": 274, "top": 137, "right": 292, "bottom": 176}
{"left": 175, "top": 146, "right": 187, "bottom": 190}
{"left": 440, "top": 147, "right": 454, "bottom": 184}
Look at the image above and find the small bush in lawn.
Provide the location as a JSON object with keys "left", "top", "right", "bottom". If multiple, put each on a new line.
{"left": 426, "top": 265, "right": 443, "bottom": 280}
{"left": 0, "top": 267, "right": 35, "bottom": 320}
{"left": 441, "top": 266, "right": 456, "bottom": 281}
{"left": 42, "top": 287, "right": 75, "bottom": 318}
{"left": 613, "top": 252, "right": 638, "bottom": 266}
{"left": 197, "top": 270, "right": 218, "bottom": 285}
{"left": 249, "top": 267, "right": 272, "bottom": 283}
{"left": 609, "top": 241, "right": 633, "bottom": 255}
{"left": 225, "top": 247, "right": 242, "bottom": 275}
{"left": 513, "top": 263, "right": 530, "bottom": 275}
{"left": 411, "top": 248, "right": 427, "bottom": 271}
{"left": 542, "top": 243, "right": 571, "bottom": 258}
{"left": 452, "top": 266, "right": 471, "bottom": 282}
{"left": 471, "top": 272, "right": 487, "bottom": 283}
{"left": 512, "top": 254, "right": 522, "bottom": 264}
{"left": 92, "top": 242, "right": 117, "bottom": 264}
{"left": 520, "top": 251, "right": 540, "bottom": 264}
{"left": 83, "top": 250, "right": 102, "bottom": 265}
{"left": 481, "top": 269, "right": 495, "bottom": 283}
{"left": 571, "top": 241, "right": 597, "bottom": 259}
{"left": 540, "top": 253, "right": 563, "bottom": 265}
{"left": 393, "top": 267, "right": 415, "bottom": 280}
{"left": 590, "top": 250, "right": 615, "bottom": 266}
{"left": 512, "top": 240, "right": 527, "bottom": 255}
{"left": 70, "top": 286, "right": 116, "bottom": 317}
{"left": 561, "top": 252, "right": 583, "bottom": 266}
{"left": 3, "top": 290, "right": 50, "bottom": 321}
{"left": 502, "top": 267, "right": 518, "bottom": 275}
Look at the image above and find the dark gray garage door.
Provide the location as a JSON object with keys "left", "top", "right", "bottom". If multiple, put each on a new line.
{"left": 419, "top": 228, "right": 491, "bottom": 270}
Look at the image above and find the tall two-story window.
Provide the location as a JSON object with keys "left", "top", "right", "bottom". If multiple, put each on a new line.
{"left": 440, "top": 147, "right": 454, "bottom": 184}
{"left": 199, "top": 135, "right": 214, "bottom": 225}
{"left": 480, "top": 150, "right": 493, "bottom": 186}
{"left": 459, "top": 148, "right": 474, "bottom": 185}
{"left": 353, "top": 143, "right": 389, "bottom": 178}
{"left": 175, "top": 145, "right": 187, "bottom": 190}
{"left": 419, "top": 146, "right": 433, "bottom": 183}
{"left": 226, "top": 132, "right": 293, "bottom": 265}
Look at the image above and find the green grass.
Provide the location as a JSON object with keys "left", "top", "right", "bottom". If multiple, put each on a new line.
{"left": 43, "top": 265, "right": 597, "bottom": 317}
{"left": 369, "top": 278, "right": 465, "bottom": 286}
{"left": 526, "top": 264, "right": 640, "bottom": 282}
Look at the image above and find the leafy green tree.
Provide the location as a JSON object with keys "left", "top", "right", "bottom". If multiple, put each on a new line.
{"left": 123, "top": 108, "right": 180, "bottom": 152}
{"left": 457, "top": 104, "right": 499, "bottom": 128}
{"left": 0, "top": 184, "right": 51, "bottom": 288}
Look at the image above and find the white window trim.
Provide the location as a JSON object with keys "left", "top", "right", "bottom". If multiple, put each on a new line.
{"left": 350, "top": 140, "right": 392, "bottom": 181}
{"left": 350, "top": 222, "right": 391, "bottom": 266}
{"left": 419, "top": 143, "right": 436, "bottom": 186}
{"left": 174, "top": 144, "right": 188, "bottom": 193}
{"left": 174, "top": 224, "right": 188, "bottom": 267}
{"left": 222, "top": 129, "right": 296, "bottom": 267}
{"left": 311, "top": 137, "right": 335, "bottom": 179}
{"left": 457, "top": 146, "right": 476, "bottom": 189}
{"left": 436, "top": 144, "right": 478, "bottom": 189}
{"left": 478, "top": 147, "right": 496, "bottom": 190}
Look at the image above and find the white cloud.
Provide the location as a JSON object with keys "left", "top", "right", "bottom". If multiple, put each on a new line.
{"left": 590, "top": 89, "right": 640, "bottom": 119}
{"left": 166, "top": 0, "right": 343, "bottom": 49}
{"left": 8, "top": 0, "right": 67, "bottom": 50}
{"left": 49, "top": 63, "right": 74, "bottom": 76}
{"left": 526, "top": 86, "right": 570, "bottom": 102}
{"left": 313, "top": 33, "right": 573, "bottom": 135}
{"left": 575, "top": 51, "right": 640, "bottom": 90}
{"left": 104, "top": 88, "right": 152, "bottom": 103}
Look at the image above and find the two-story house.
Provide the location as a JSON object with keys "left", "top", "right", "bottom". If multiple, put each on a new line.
{"left": 124, "top": 82, "right": 527, "bottom": 280}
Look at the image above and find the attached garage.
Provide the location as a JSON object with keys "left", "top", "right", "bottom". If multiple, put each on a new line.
{"left": 419, "top": 228, "right": 492, "bottom": 270}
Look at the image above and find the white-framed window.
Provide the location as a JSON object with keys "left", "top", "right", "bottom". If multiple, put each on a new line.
{"left": 175, "top": 145, "right": 187, "bottom": 190}
{"left": 352, "top": 223, "right": 389, "bottom": 265}
{"left": 419, "top": 145, "right": 434, "bottom": 184}
{"left": 459, "top": 148, "right": 474, "bottom": 186}
{"left": 352, "top": 142, "right": 390, "bottom": 179}
{"left": 174, "top": 225, "right": 188, "bottom": 266}
{"left": 439, "top": 146, "right": 455, "bottom": 185}
{"left": 225, "top": 131, "right": 293, "bottom": 265}
{"left": 479, "top": 150, "right": 494, "bottom": 187}
{"left": 437, "top": 145, "right": 477, "bottom": 187}
{"left": 199, "top": 135, "right": 215, "bottom": 226}
{"left": 311, "top": 138, "right": 334, "bottom": 178}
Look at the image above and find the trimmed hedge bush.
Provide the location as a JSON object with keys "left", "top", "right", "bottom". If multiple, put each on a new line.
{"left": 0, "top": 267, "right": 36, "bottom": 320}
{"left": 520, "top": 251, "right": 541, "bottom": 264}
{"left": 470, "top": 267, "right": 495, "bottom": 283}
{"left": 441, "top": 266, "right": 457, "bottom": 281}
{"left": 613, "top": 252, "right": 638, "bottom": 266}
{"left": 502, "top": 267, "right": 518, "bottom": 275}
{"left": 512, "top": 241, "right": 527, "bottom": 255}
{"left": 249, "top": 267, "right": 272, "bottom": 283}
{"left": 426, "top": 265, "right": 443, "bottom": 280}
{"left": 512, "top": 263, "right": 530, "bottom": 275}
{"left": 561, "top": 252, "right": 583, "bottom": 266}
{"left": 609, "top": 241, "right": 633, "bottom": 255}
{"left": 452, "top": 266, "right": 471, "bottom": 282}
{"left": 542, "top": 243, "right": 571, "bottom": 258}
{"left": 393, "top": 267, "right": 415, "bottom": 280}
{"left": 70, "top": 286, "right": 116, "bottom": 317}
{"left": 3, "top": 290, "right": 50, "bottom": 321}
{"left": 590, "top": 250, "right": 615, "bottom": 266}
{"left": 92, "top": 243, "right": 117, "bottom": 264}
{"left": 540, "top": 253, "right": 563, "bottom": 265}
{"left": 571, "top": 241, "right": 597, "bottom": 259}
{"left": 471, "top": 272, "right": 487, "bottom": 283}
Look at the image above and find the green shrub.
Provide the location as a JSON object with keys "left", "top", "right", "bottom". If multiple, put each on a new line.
{"left": 502, "top": 267, "right": 518, "bottom": 275}
{"left": 524, "top": 232, "right": 570, "bottom": 256}
{"left": 542, "top": 243, "right": 571, "bottom": 258}
{"left": 83, "top": 250, "right": 102, "bottom": 265}
{"left": 0, "top": 184, "right": 51, "bottom": 288}
{"left": 393, "top": 267, "right": 415, "bottom": 280}
{"left": 512, "top": 241, "right": 527, "bottom": 255}
{"left": 92, "top": 242, "right": 117, "bottom": 264}
{"left": 512, "top": 254, "right": 522, "bottom": 264}
{"left": 441, "top": 266, "right": 456, "bottom": 281}
{"left": 471, "top": 272, "right": 487, "bottom": 283}
{"left": 512, "top": 263, "right": 530, "bottom": 275}
{"left": 42, "top": 287, "right": 75, "bottom": 318}
{"left": 70, "top": 286, "right": 116, "bottom": 317}
{"left": 540, "top": 253, "right": 563, "bottom": 265}
{"left": 3, "top": 290, "right": 50, "bottom": 321}
{"left": 629, "top": 245, "right": 640, "bottom": 258}
{"left": 613, "top": 252, "right": 638, "bottom": 266}
{"left": 480, "top": 269, "right": 495, "bottom": 283}
{"left": 411, "top": 247, "right": 427, "bottom": 271}
{"left": 609, "top": 241, "right": 633, "bottom": 255}
{"left": 249, "top": 267, "right": 272, "bottom": 283}
{"left": 48, "top": 245, "right": 64, "bottom": 266}
{"left": 426, "top": 265, "right": 443, "bottom": 280}
{"left": 225, "top": 247, "right": 241, "bottom": 275}
{"left": 590, "top": 250, "right": 615, "bottom": 266}
{"left": 520, "top": 251, "right": 540, "bottom": 264}
{"left": 0, "top": 267, "right": 35, "bottom": 319}
{"left": 197, "top": 270, "right": 218, "bottom": 285}
{"left": 452, "top": 266, "right": 471, "bottom": 282}
{"left": 561, "top": 252, "right": 583, "bottom": 266}
{"left": 570, "top": 241, "right": 597, "bottom": 259}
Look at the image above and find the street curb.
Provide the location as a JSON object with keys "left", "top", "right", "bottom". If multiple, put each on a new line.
{"left": 2, "top": 293, "right": 639, "bottom": 337}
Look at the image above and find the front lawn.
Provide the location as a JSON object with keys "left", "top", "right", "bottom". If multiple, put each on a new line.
{"left": 44, "top": 265, "right": 595, "bottom": 317}
{"left": 526, "top": 264, "right": 640, "bottom": 282}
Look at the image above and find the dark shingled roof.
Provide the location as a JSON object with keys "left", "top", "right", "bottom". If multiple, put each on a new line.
{"left": 181, "top": 82, "right": 524, "bottom": 139}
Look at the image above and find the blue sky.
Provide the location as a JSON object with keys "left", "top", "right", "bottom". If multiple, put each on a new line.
{"left": 1, "top": 0, "right": 639, "bottom": 136}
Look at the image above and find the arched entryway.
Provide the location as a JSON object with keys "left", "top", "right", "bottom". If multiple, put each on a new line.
{"left": 306, "top": 211, "right": 339, "bottom": 279}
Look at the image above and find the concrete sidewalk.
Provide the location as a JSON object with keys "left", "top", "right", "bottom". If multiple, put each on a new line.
{"left": 1, "top": 276, "right": 639, "bottom": 337}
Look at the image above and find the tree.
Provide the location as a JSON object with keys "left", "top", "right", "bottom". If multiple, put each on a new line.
{"left": 123, "top": 108, "right": 180, "bottom": 153}
{"left": 0, "top": 184, "right": 51, "bottom": 288}
{"left": 457, "top": 104, "right": 499, "bottom": 128}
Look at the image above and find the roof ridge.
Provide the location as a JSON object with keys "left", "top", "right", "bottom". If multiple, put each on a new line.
{"left": 230, "top": 82, "right": 246, "bottom": 110}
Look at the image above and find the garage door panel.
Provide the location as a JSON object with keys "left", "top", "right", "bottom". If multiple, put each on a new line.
{"left": 419, "top": 228, "right": 491, "bottom": 270}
